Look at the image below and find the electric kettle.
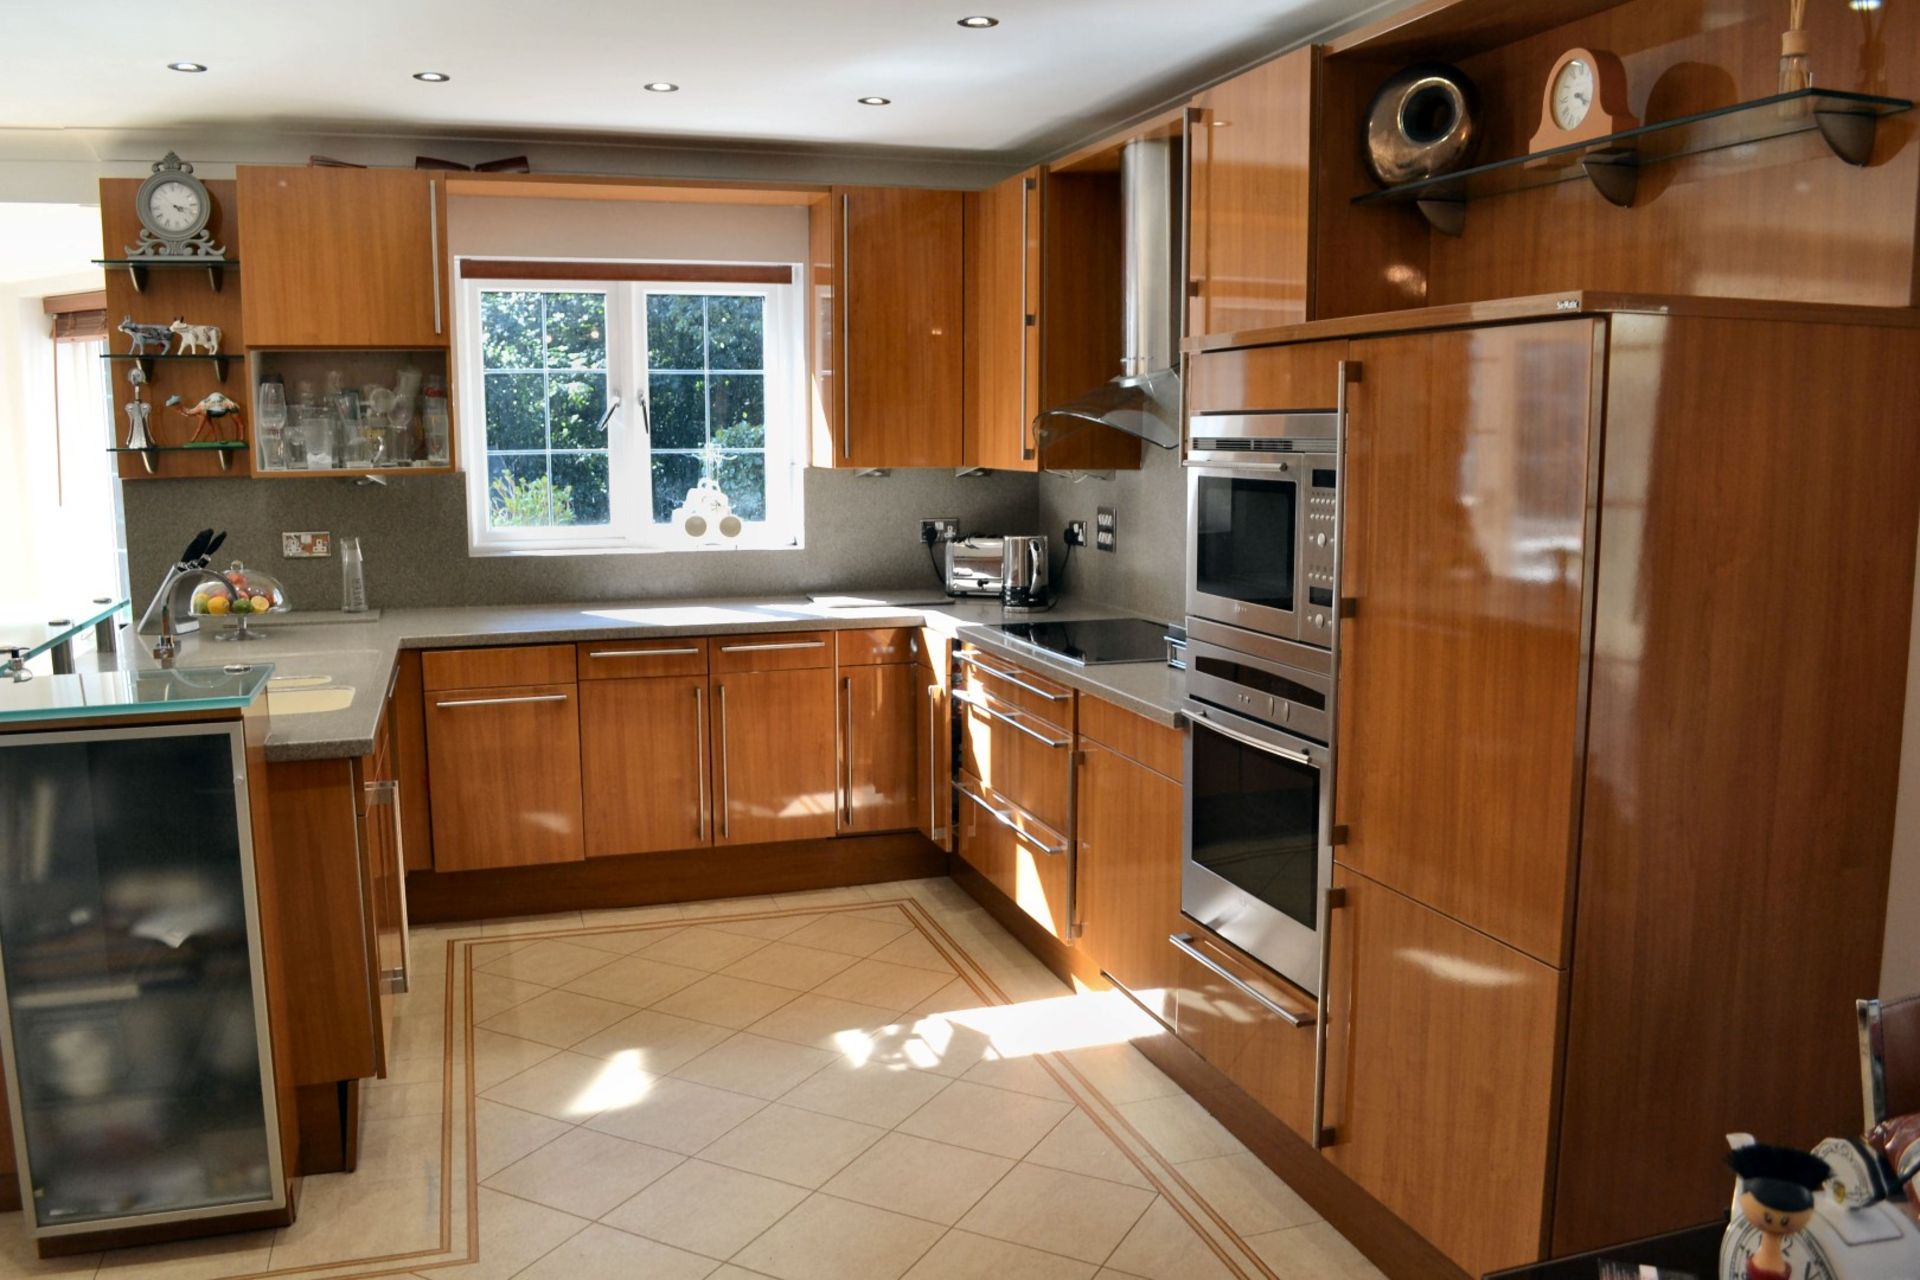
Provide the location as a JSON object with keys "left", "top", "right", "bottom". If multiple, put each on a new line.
{"left": 1001, "top": 535, "right": 1052, "bottom": 611}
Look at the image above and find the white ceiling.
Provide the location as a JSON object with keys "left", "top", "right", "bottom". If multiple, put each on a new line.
{"left": 0, "top": 1, "right": 1385, "bottom": 162}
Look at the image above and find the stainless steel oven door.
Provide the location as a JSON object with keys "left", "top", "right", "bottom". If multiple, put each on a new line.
{"left": 1186, "top": 461, "right": 1306, "bottom": 642}
{"left": 1182, "top": 701, "right": 1332, "bottom": 995}
{"left": 1184, "top": 625, "right": 1334, "bottom": 743}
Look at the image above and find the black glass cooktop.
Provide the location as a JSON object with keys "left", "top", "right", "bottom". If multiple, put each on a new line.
{"left": 990, "top": 618, "right": 1174, "bottom": 666}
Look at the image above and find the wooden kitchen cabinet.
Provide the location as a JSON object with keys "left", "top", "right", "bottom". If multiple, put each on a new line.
{"left": 237, "top": 165, "right": 447, "bottom": 348}
{"left": 911, "top": 637, "right": 952, "bottom": 850}
{"left": 581, "top": 674, "right": 711, "bottom": 855}
{"left": 964, "top": 169, "right": 1042, "bottom": 470}
{"left": 1169, "top": 928, "right": 1318, "bottom": 1141}
{"left": 839, "top": 662, "right": 916, "bottom": 834}
{"left": 1188, "top": 47, "right": 1317, "bottom": 338}
{"left": 956, "top": 772, "right": 1075, "bottom": 942}
{"left": 1321, "top": 867, "right": 1563, "bottom": 1278}
{"left": 710, "top": 667, "right": 838, "bottom": 845}
{"left": 425, "top": 681, "right": 584, "bottom": 870}
{"left": 811, "top": 185, "right": 964, "bottom": 468}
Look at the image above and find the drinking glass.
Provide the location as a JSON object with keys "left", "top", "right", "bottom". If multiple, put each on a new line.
{"left": 423, "top": 400, "right": 450, "bottom": 465}
{"left": 388, "top": 397, "right": 416, "bottom": 464}
{"left": 302, "top": 408, "right": 335, "bottom": 469}
{"left": 255, "top": 382, "right": 287, "bottom": 471}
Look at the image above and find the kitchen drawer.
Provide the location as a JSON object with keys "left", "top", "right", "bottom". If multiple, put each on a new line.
{"left": 1079, "top": 696, "right": 1183, "bottom": 781}
{"left": 954, "top": 646, "right": 1074, "bottom": 733}
{"left": 1186, "top": 339, "right": 1345, "bottom": 415}
{"left": 956, "top": 771, "right": 1073, "bottom": 942}
{"left": 957, "top": 685, "right": 1073, "bottom": 834}
{"left": 711, "top": 631, "right": 833, "bottom": 672}
{"left": 836, "top": 628, "right": 915, "bottom": 666}
{"left": 1170, "top": 928, "right": 1317, "bottom": 1142}
{"left": 909, "top": 627, "right": 951, "bottom": 674}
{"left": 576, "top": 638, "right": 709, "bottom": 679}
{"left": 422, "top": 643, "right": 577, "bottom": 691}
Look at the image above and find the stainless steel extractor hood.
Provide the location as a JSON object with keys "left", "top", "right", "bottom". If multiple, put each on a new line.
{"left": 1034, "top": 135, "right": 1183, "bottom": 454}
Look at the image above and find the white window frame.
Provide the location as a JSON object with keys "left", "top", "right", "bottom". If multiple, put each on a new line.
{"left": 459, "top": 268, "right": 805, "bottom": 556}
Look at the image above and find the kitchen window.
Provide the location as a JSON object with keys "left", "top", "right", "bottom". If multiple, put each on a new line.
{"left": 458, "top": 272, "right": 803, "bottom": 554}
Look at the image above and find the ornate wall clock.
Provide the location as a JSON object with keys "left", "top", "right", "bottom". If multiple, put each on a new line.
{"left": 127, "top": 152, "right": 226, "bottom": 259}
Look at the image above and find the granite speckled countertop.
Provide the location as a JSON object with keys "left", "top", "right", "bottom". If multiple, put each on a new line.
{"left": 98, "top": 592, "right": 1188, "bottom": 762}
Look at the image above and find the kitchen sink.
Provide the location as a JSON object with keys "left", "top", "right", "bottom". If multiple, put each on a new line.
{"left": 266, "top": 680, "right": 355, "bottom": 715}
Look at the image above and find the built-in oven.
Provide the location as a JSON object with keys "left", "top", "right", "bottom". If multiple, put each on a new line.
{"left": 1180, "top": 619, "right": 1336, "bottom": 995}
{"left": 1185, "top": 411, "right": 1340, "bottom": 648}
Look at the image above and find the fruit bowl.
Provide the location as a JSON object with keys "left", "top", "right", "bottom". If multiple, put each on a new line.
{"left": 190, "top": 561, "right": 288, "bottom": 641}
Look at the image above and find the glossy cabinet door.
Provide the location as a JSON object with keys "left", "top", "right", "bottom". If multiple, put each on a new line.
{"left": 424, "top": 683, "right": 584, "bottom": 870}
{"left": 1074, "top": 736, "right": 1182, "bottom": 1018}
{"left": 1188, "top": 47, "right": 1316, "bottom": 338}
{"left": 912, "top": 656, "right": 952, "bottom": 849}
{"left": 1336, "top": 321, "right": 1598, "bottom": 965}
{"left": 236, "top": 166, "right": 445, "bottom": 348}
{"left": 839, "top": 663, "right": 916, "bottom": 835}
{"left": 822, "top": 185, "right": 964, "bottom": 468}
{"left": 956, "top": 773, "right": 1074, "bottom": 942}
{"left": 580, "top": 675, "right": 711, "bottom": 856}
{"left": 963, "top": 169, "right": 1042, "bottom": 470}
{"left": 1168, "top": 928, "right": 1317, "bottom": 1140}
{"left": 1321, "top": 867, "right": 1562, "bottom": 1278}
{"left": 709, "top": 668, "right": 838, "bottom": 845}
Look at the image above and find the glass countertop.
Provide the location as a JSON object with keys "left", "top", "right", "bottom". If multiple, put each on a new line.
{"left": 0, "top": 598, "right": 126, "bottom": 661}
{"left": 0, "top": 664, "right": 274, "bottom": 725}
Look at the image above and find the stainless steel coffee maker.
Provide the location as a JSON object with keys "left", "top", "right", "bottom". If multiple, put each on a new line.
{"left": 1001, "top": 535, "right": 1052, "bottom": 611}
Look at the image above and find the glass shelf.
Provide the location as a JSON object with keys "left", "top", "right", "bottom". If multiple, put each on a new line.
{"left": 0, "top": 664, "right": 274, "bottom": 724}
{"left": 1353, "top": 88, "right": 1912, "bottom": 234}
{"left": 108, "top": 442, "right": 246, "bottom": 474}
{"left": 102, "top": 352, "right": 232, "bottom": 382}
{"left": 0, "top": 600, "right": 126, "bottom": 678}
{"left": 91, "top": 258, "right": 238, "bottom": 294}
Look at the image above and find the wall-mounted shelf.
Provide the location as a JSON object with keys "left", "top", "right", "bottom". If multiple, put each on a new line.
{"left": 107, "top": 441, "right": 246, "bottom": 475}
{"left": 101, "top": 352, "right": 232, "bottom": 382}
{"left": 1353, "top": 89, "right": 1912, "bottom": 235}
{"left": 92, "top": 257, "right": 239, "bottom": 294}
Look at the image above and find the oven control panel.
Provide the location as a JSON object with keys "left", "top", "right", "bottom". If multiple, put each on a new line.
{"left": 1300, "top": 461, "right": 1339, "bottom": 641}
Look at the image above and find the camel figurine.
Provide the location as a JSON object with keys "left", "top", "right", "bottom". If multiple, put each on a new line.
{"left": 165, "top": 391, "right": 244, "bottom": 443}
{"left": 169, "top": 318, "right": 222, "bottom": 356}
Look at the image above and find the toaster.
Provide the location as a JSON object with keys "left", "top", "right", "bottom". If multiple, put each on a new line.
{"left": 945, "top": 536, "right": 1005, "bottom": 597}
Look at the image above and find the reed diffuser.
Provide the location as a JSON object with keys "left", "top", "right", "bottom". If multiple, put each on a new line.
{"left": 1780, "top": 0, "right": 1813, "bottom": 112}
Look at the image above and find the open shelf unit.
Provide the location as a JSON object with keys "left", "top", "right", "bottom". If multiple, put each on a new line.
{"left": 106, "top": 441, "right": 246, "bottom": 474}
{"left": 92, "top": 257, "right": 239, "bottom": 294}
{"left": 102, "top": 352, "right": 233, "bottom": 381}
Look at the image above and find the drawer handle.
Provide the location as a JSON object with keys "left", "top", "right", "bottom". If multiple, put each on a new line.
{"left": 955, "top": 649, "right": 1069, "bottom": 702}
{"left": 588, "top": 647, "right": 701, "bottom": 659}
{"left": 1169, "top": 933, "right": 1316, "bottom": 1028}
{"left": 718, "top": 640, "right": 826, "bottom": 653}
{"left": 953, "top": 689, "right": 1069, "bottom": 749}
{"left": 957, "top": 783, "right": 1067, "bottom": 856}
{"left": 434, "top": 693, "right": 569, "bottom": 708}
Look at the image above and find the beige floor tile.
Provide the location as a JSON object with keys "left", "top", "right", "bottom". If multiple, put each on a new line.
{"left": 821, "top": 1131, "right": 1014, "bottom": 1225}
{"left": 679, "top": 894, "right": 782, "bottom": 919}
{"left": 586, "top": 1075, "right": 766, "bottom": 1154}
{"left": 581, "top": 902, "right": 687, "bottom": 927}
{"left": 601, "top": 1159, "right": 806, "bottom": 1258}
{"left": 673, "top": 1032, "right": 836, "bottom": 1100}
{"left": 1102, "top": 1198, "right": 1237, "bottom": 1280}
{"left": 470, "top": 971, "right": 549, "bottom": 1022}
{"left": 778, "top": 1056, "right": 951, "bottom": 1127}
{"left": 743, "top": 992, "right": 900, "bottom": 1052}
{"left": 815, "top": 957, "right": 952, "bottom": 1011}
{"left": 905, "top": 977, "right": 988, "bottom": 1018}
{"left": 478, "top": 938, "right": 618, "bottom": 987}
{"left": 483, "top": 1049, "right": 654, "bottom": 1122}
{"left": 355, "top": 1108, "right": 447, "bottom": 1184}
{"left": 776, "top": 886, "right": 885, "bottom": 911}
{"left": 518, "top": 1222, "right": 720, "bottom": 1280}
{"left": 651, "top": 973, "right": 800, "bottom": 1029}
{"left": 479, "top": 988, "right": 636, "bottom": 1048}
{"left": 561, "top": 954, "right": 710, "bottom": 1007}
{"left": 1174, "top": 1153, "right": 1319, "bottom": 1236}
{"left": 1024, "top": 1108, "right": 1155, "bottom": 1190}
{"left": 1060, "top": 1044, "right": 1185, "bottom": 1105}
{"left": 719, "top": 940, "right": 860, "bottom": 992}
{"left": 957, "top": 1164, "right": 1155, "bottom": 1265}
{"left": 706, "top": 912, "right": 821, "bottom": 941}
{"left": 476, "top": 910, "right": 585, "bottom": 935}
{"left": 961, "top": 1053, "right": 1072, "bottom": 1100}
{"left": 1244, "top": 1221, "right": 1385, "bottom": 1279}
{"left": 731, "top": 1194, "right": 943, "bottom": 1280}
{"left": 427, "top": 1187, "right": 589, "bottom": 1280}
{"left": 1115, "top": 1095, "right": 1243, "bottom": 1164}
{"left": 471, "top": 1027, "right": 561, "bottom": 1091}
{"left": 465, "top": 937, "right": 534, "bottom": 969}
{"left": 865, "top": 1013, "right": 1010, "bottom": 1078}
{"left": 568, "top": 924, "right": 676, "bottom": 956}
{"left": 640, "top": 924, "right": 777, "bottom": 972}
{"left": 781, "top": 913, "right": 912, "bottom": 957}
{"left": 572, "top": 1007, "right": 734, "bottom": 1073}
{"left": 698, "top": 1102, "right": 886, "bottom": 1188}
{"left": 485, "top": 1127, "right": 684, "bottom": 1220}
{"left": 0, "top": 1217, "right": 96, "bottom": 1277}
{"left": 95, "top": 1228, "right": 275, "bottom": 1279}
{"left": 476, "top": 1097, "right": 571, "bottom": 1179}
{"left": 265, "top": 1172, "right": 442, "bottom": 1270}
{"left": 897, "top": 1080, "right": 1074, "bottom": 1159}
{"left": 903, "top": 1230, "right": 1099, "bottom": 1280}
{"left": 709, "top": 1270, "right": 782, "bottom": 1280}
{"left": 868, "top": 930, "right": 957, "bottom": 973}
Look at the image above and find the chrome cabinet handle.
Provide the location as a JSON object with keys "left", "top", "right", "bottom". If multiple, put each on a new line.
{"left": 716, "top": 684, "right": 731, "bottom": 840}
{"left": 718, "top": 639, "right": 825, "bottom": 654}
{"left": 840, "top": 192, "right": 852, "bottom": 461}
{"left": 428, "top": 178, "right": 442, "bottom": 336}
{"left": 953, "top": 689, "right": 1069, "bottom": 749}
{"left": 841, "top": 676, "right": 855, "bottom": 826}
{"left": 694, "top": 684, "right": 708, "bottom": 843}
{"left": 1185, "top": 707, "right": 1313, "bottom": 765}
{"left": 1311, "top": 884, "right": 1348, "bottom": 1150}
{"left": 1170, "top": 933, "right": 1314, "bottom": 1028}
{"left": 957, "top": 783, "right": 1067, "bottom": 856}
{"left": 1020, "top": 175, "right": 1036, "bottom": 461}
{"left": 588, "top": 647, "right": 701, "bottom": 659}
{"left": 434, "top": 693, "right": 568, "bottom": 708}
{"left": 926, "top": 683, "right": 942, "bottom": 840}
{"left": 363, "top": 779, "right": 411, "bottom": 994}
{"left": 954, "top": 650, "right": 1069, "bottom": 702}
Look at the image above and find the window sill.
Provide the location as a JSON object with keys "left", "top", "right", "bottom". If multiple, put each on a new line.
{"left": 467, "top": 539, "right": 803, "bottom": 559}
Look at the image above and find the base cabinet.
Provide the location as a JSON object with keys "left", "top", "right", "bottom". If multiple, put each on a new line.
{"left": 424, "top": 683, "right": 584, "bottom": 871}
{"left": 1074, "top": 736, "right": 1182, "bottom": 1020}
{"left": 956, "top": 772, "right": 1074, "bottom": 941}
{"left": 711, "top": 668, "right": 838, "bottom": 845}
{"left": 840, "top": 663, "right": 916, "bottom": 834}
{"left": 581, "top": 675, "right": 711, "bottom": 855}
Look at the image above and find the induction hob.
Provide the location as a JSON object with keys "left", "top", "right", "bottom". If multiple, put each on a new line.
{"left": 988, "top": 618, "right": 1175, "bottom": 666}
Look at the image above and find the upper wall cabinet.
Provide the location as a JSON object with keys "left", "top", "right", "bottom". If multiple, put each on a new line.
{"left": 1188, "top": 46, "right": 1317, "bottom": 339}
{"left": 810, "top": 185, "right": 964, "bottom": 468}
{"left": 237, "top": 166, "right": 449, "bottom": 348}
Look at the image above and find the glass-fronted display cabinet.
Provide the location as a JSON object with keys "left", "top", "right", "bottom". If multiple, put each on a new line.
{"left": 0, "top": 717, "right": 285, "bottom": 1241}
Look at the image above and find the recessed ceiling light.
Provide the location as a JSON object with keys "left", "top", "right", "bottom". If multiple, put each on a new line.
{"left": 644, "top": 82, "right": 680, "bottom": 93}
{"left": 858, "top": 96, "right": 892, "bottom": 106}
{"left": 413, "top": 71, "right": 451, "bottom": 82}
{"left": 957, "top": 15, "right": 999, "bottom": 27}
{"left": 167, "top": 61, "right": 207, "bottom": 73}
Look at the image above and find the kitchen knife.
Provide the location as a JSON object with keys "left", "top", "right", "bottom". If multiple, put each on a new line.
{"left": 179, "top": 529, "right": 214, "bottom": 567}
{"left": 198, "top": 531, "right": 226, "bottom": 566}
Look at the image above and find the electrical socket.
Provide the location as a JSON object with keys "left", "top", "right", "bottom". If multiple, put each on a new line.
{"left": 283, "top": 531, "right": 332, "bottom": 558}
{"left": 1063, "top": 520, "right": 1088, "bottom": 547}
{"left": 920, "top": 517, "right": 959, "bottom": 543}
{"left": 1095, "top": 507, "right": 1117, "bottom": 552}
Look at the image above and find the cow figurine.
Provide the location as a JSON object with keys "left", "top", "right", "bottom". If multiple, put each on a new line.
{"left": 117, "top": 315, "right": 172, "bottom": 356}
{"left": 165, "top": 391, "right": 243, "bottom": 443}
{"left": 169, "top": 318, "right": 222, "bottom": 356}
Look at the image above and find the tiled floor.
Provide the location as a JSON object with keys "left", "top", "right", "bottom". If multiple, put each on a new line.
{"left": 0, "top": 879, "right": 1385, "bottom": 1280}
